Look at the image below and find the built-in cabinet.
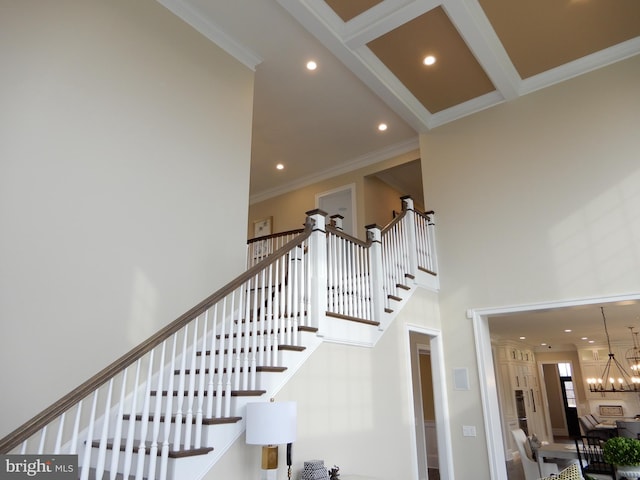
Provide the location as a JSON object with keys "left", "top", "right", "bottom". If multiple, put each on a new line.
{"left": 494, "top": 342, "right": 548, "bottom": 460}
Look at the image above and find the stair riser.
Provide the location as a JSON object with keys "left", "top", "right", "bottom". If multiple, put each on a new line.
{"left": 115, "top": 418, "right": 205, "bottom": 450}
{"left": 85, "top": 444, "right": 179, "bottom": 480}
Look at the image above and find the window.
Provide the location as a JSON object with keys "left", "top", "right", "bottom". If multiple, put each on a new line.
{"left": 558, "top": 362, "right": 572, "bottom": 377}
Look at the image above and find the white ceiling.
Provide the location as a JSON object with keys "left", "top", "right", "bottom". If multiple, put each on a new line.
{"left": 488, "top": 299, "right": 640, "bottom": 352}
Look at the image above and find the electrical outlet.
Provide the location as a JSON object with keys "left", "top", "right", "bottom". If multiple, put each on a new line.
{"left": 463, "top": 425, "right": 477, "bottom": 437}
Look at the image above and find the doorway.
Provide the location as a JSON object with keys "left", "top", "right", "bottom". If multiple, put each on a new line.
{"left": 542, "top": 362, "right": 580, "bottom": 439}
{"left": 316, "top": 184, "right": 356, "bottom": 236}
{"left": 470, "top": 293, "right": 640, "bottom": 480}
{"left": 408, "top": 327, "right": 453, "bottom": 480}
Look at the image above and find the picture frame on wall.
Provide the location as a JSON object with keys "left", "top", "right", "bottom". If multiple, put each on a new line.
{"left": 253, "top": 216, "right": 272, "bottom": 238}
{"left": 599, "top": 405, "right": 624, "bottom": 417}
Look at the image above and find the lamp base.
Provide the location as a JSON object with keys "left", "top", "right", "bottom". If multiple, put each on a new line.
{"left": 260, "top": 468, "right": 278, "bottom": 480}
{"left": 261, "top": 445, "right": 278, "bottom": 469}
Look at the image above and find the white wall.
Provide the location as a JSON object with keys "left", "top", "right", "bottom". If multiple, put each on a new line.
{"left": 203, "top": 288, "right": 442, "bottom": 480}
{"left": 420, "top": 55, "right": 640, "bottom": 479}
{"left": 0, "top": 0, "right": 254, "bottom": 436}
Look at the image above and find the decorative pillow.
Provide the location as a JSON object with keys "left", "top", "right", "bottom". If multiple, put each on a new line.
{"left": 539, "top": 463, "right": 583, "bottom": 480}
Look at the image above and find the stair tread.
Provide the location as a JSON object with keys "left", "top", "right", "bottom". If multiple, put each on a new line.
{"left": 122, "top": 414, "right": 242, "bottom": 425}
{"left": 175, "top": 365, "right": 287, "bottom": 375}
{"left": 90, "top": 439, "right": 213, "bottom": 458}
{"left": 151, "top": 389, "right": 266, "bottom": 397}
{"left": 197, "top": 345, "right": 305, "bottom": 356}
{"left": 325, "top": 311, "right": 380, "bottom": 326}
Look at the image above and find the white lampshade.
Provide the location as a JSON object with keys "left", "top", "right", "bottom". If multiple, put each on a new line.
{"left": 246, "top": 401, "right": 297, "bottom": 445}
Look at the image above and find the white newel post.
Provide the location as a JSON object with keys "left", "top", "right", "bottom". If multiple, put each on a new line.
{"left": 401, "top": 196, "right": 419, "bottom": 279}
{"left": 330, "top": 214, "right": 343, "bottom": 231}
{"left": 306, "top": 210, "right": 328, "bottom": 331}
{"left": 366, "top": 224, "right": 385, "bottom": 328}
{"left": 427, "top": 210, "right": 438, "bottom": 274}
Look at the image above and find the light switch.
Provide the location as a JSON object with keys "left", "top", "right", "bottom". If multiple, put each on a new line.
{"left": 463, "top": 425, "right": 477, "bottom": 437}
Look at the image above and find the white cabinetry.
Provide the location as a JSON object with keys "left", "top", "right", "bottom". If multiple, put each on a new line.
{"left": 494, "top": 342, "right": 547, "bottom": 460}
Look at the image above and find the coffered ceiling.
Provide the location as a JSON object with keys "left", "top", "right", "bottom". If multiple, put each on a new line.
{"left": 281, "top": 0, "right": 640, "bottom": 131}
{"left": 159, "top": 0, "right": 640, "bottom": 199}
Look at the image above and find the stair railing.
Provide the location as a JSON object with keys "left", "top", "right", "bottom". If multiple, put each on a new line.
{"left": 0, "top": 217, "right": 315, "bottom": 480}
{"left": 326, "top": 218, "right": 373, "bottom": 322}
{"left": 247, "top": 227, "right": 306, "bottom": 268}
{"left": 0, "top": 197, "right": 437, "bottom": 480}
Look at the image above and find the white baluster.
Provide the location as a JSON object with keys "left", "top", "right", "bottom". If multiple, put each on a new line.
{"left": 70, "top": 401, "right": 83, "bottom": 455}
{"left": 259, "top": 270, "right": 268, "bottom": 367}
{"left": 174, "top": 326, "right": 189, "bottom": 448}
{"left": 54, "top": 412, "right": 65, "bottom": 454}
{"left": 206, "top": 305, "right": 218, "bottom": 419}
{"left": 242, "top": 280, "right": 251, "bottom": 390}
{"left": 37, "top": 425, "right": 47, "bottom": 454}
{"left": 160, "top": 336, "right": 178, "bottom": 480}
{"left": 215, "top": 300, "right": 225, "bottom": 418}
{"left": 184, "top": 318, "right": 199, "bottom": 450}
{"left": 147, "top": 342, "right": 166, "bottom": 480}
{"left": 217, "top": 298, "right": 228, "bottom": 418}
{"left": 223, "top": 297, "right": 233, "bottom": 418}
{"left": 250, "top": 275, "right": 259, "bottom": 391}
{"left": 122, "top": 360, "right": 141, "bottom": 479}
{"left": 276, "top": 257, "right": 285, "bottom": 347}
{"left": 233, "top": 289, "right": 243, "bottom": 391}
{"left": 95, "top": 378, "right": 114, "bottom": 478}
{"left": 195, "top": 311, "right": 208, "bottom": 449}
{"left": 135, "top": 350, "right": 155, "bottom": 480}
{"left": 79, "top": 391, "right": 99, "bottom": 480}
{"left": 109, "top": 370, "right": 128, "bottom": 480}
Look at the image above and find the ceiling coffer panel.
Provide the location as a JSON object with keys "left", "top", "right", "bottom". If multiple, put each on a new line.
{"left": 366, "top": 6, "right": 495, "bottom": 113}
{"left": 324, "top": 0, "right": 384, "bottom": 23}
{"left": 479, "top": 0, "right": 640, "bottom": 79}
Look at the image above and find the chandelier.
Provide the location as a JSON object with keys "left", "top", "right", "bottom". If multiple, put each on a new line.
{"left": 586, "top": 307, "right": 640, "bottom": 393}
{"left": 626, "top": 327, "right": 640, "bottom": 375}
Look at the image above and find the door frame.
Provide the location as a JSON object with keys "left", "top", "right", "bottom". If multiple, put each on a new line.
{"left": 315, "top": 184, "right": 357, "bottom": 235}
{"left": 405, "top": 325, "right": 454, "bottom": 480}
{"left": 469, "top": 292, "right": 640, "bottom": 480}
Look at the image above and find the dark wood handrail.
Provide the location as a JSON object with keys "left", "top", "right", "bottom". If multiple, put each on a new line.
{"left": 246, "top": 228, "right": 305, "bottom": 245}
{"left": 326, "top": 224, "right": 371, "bottom": 248}
{"left": 0, "top": 220, "right": 314, "bottom": 453}
{"left": 380, "top": 206, "right": 408, "bottom": 235}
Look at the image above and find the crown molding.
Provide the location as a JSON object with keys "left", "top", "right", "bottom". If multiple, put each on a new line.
{"left": 157, "top": 0, "right": 262, "bottom": 70}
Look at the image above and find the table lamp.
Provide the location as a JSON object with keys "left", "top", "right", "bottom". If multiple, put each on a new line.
{"left": 246, "top": 400, "right": 297, "bottom": 480}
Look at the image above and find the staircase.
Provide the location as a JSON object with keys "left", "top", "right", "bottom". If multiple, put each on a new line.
{"left": 0, "top": 197, "right": 438, "bottom": 480}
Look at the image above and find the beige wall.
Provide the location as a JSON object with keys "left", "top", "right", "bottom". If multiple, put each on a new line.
{"left": 0, "top": 0, "right": 253, "bottom": 436}
{"left": 363, "top": 175, "right": 405, "bottom": 228}
{"left": 421, "top": 55, "right": 640, "bottom": 479}
{"left": 248, "top": 150, "right": 420, "bottom": 240}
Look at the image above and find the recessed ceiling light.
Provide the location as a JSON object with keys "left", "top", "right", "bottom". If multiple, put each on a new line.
{"left": 519, "top": 336, "right": 526, "bottom": 340}
{"left": 276, "top": 163, "right": 284, "bottom": 170}
{"left": 541, "top": 343, "right": 547, "bottom": 346}
{"left": 589, "top": 340, "right": 595, "bottom": 343}
{"left": 582, "top": 337, "right": 588, "bottom": 340}
{"left": 564, "top": 329, "right": 572, "bottom": 333}
{"left": 378, "top": 123, "right": 387, "bottom": 132}
{"left": 306, "top": 60, "right": 317, "bottom": 71}
{"left": 423, "top": 55, "right": 436, "bottom": 66}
